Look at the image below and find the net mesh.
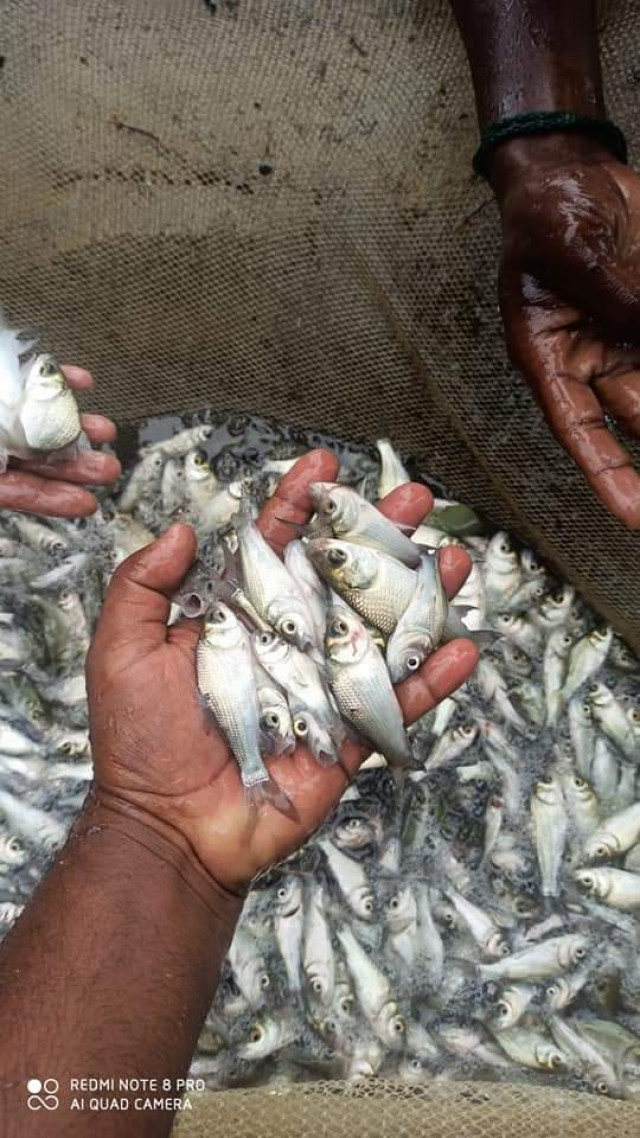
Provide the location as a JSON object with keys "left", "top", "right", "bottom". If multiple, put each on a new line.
{"left": 2, "top": 0, "right": 640, "bottom": 1132}
{"left": 173, "top": 1078, "right": 640, "bottom": 1137}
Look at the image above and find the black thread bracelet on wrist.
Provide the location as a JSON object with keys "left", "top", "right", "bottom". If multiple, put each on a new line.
{"left": 472, "top": 111, "right": 628, "bottom": 179}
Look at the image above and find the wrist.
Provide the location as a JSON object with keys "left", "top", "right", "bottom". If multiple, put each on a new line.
{"left": 490, "top": 131, "right": 620, "bottom": 201}
{"left": 72, "top": 789, "right": 247, "bottom": 917}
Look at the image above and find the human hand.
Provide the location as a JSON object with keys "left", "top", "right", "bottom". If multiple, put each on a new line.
{"left": 493, "top": 133, "right": 640, "bottom": 528}
{"left": 0, "top": 365, "right": 120, "bottom": 517}
{"left": 86, "top": 449, "right": 478, "bottom": 893}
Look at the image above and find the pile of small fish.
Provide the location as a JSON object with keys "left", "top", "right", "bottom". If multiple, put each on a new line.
{"left": 1, "top": 406, "right": 640, "bottom": 1101}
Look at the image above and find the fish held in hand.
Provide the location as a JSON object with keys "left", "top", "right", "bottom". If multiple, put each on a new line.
{"left": 386, "top": 554, "right": 448, "bottom": 683}
{"left": 308, "top": 538, "right": 417, "bottom": 638}
{"left": 197, "top": 603, "right": 277, "bottom": 798}
{"left": 325, "top": 605, "right": 413, "bottom": 768}
{"left": 309, "top": 482, "right": 420, "bottom": 567}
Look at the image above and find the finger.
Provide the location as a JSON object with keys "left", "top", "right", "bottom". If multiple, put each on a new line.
{"left": 501, "top": 278, "right": 640, "bottom": 528}
{"left": 378, "top": 484, "right": 472, "bottom": 596}
{"left": 82, "top": 413, "right": 117, "bottom": 445}
{"left": 438, "top": 545, "right": 473, "bottom": 599}
{"left": 258, "top": 449, "right": 340, "bottom": 555}
{"left": 94, "top": 524, "right": 198, "bottom": 650}
{"left": 594, "top": 370, "right": 640, "bottom": 438}
{"left": 0, "top": 470, "right": 98, "bottom": 517}
{"left": 61, "top": 365, "right": 94, "bottom": 391}
{"left": 399, "top": 638, "right": 479, "bottom": 723}
{"left": 377, "top": 483, "right": 434, "bottom": 527}
{"left": 538, "top": 369, "right": 640, "bottom": 527}
{"left": 16, "top": 450, "right": 121, "bottom": 486}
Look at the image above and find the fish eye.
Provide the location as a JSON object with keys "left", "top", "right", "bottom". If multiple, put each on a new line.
{"left": 595, "top": 846, "right": 607, "bottom": 859}
{"left": 339, "top": 996, "right": 353, "bottom": 1012}
{"left": 7, "top": 837, "right": 22, "bottom": 852}
{"left": 409, "top": 1058, "right": 421, "bottom": 1071}
{"left": 595, "top": 1080, "right": 610, "bottom": 1096}
{"left": 59, "top": 740, "right": 74, "bottom": 755}
{"left": 311, "top": 978, "right": 324, "bottom": 994}
{"left": 259, "top": 632, "right": 273, "bottom": 645}
{"left": 392, "top": 1016, "right": 405, "bottom": 1035}
{"left": 573, "top": 778, "right": 586, "bottom": 789}
{"left": 562, "top": 635, "right": 572, "bottom": 646}
{"left": 574, "top": 947, "right": 587, "bottom": 959}
{"left": 388, "top": 896, "right": 400, "bottom": 911}
{"left": 346, "top": 818, "right": 361, "bottom": 830}
{"left": 277, "top": 885, "right": 288, "bottom": 900}
{"left": 193, "top": 452, "right": 207, "bottom": 466}
{"left": 551, "top": 590, "right": 565, "bottom": 604}
{"left": 549, "top": 1053, "right": 563, "bottom": 1069}
{"left": 363, "top": 898, "right": 374, "bottom": 914}
{"left": 546, "top": 985, "right": 558, "bottom": 998}
{"left": 499, "top": 943, "right": 510, "bottom": 957}
{"left": 588, "top": 682, "right": 600, "bottom": 694}
{"left": 293, "top": 717, "right": 308, "bottom": 737}
{"left": 327, "top": 548, "right": 347, "bottom": 566}
{"left": 444, "top": 912, "right": 456, "bottom": 928}
{"left": 334, "top": 619, "right": 349, "bottom": 636}
{"left": 259, "top": 974, "right": 270, "bottom": 989}
{"left": 249, "top": 1026, "right": 263, "bottom": 1043}
{"left": 326, "top": 499, "right": 337, "bottom": 514}
{"left": 264, "top": 712, "right": 280, "bottom": 729}
{"left": 539, "top": 775, "right": 553, "bottom": 785}
{"left": 460, "top": 726, "right": 475, "bottom": 738}
{"left": 406, "top": 654, "right": 421, "bottom": 672}
{"left": 498, "top": 540, "right": 510, "bottom": 553}
{"left": 282, "top": 619, "right": 297, "bottom": 636}
{"left": 39, "top": 358, "right": 59, "bottom": 377}
{"left": 630, "top": 709, "right": 640, "bottom": 724}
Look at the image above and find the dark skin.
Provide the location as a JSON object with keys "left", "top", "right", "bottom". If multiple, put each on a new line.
{"left": 0, "top": 450, "right": 477, "bottom": 1136}
{"left": 451, "top": 0, "right": 640, "bottom": 527}
{"left": 0, "top": 366, "right": 121, "bottom": 516}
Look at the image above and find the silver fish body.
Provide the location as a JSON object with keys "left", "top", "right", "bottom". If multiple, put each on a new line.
{"left": 386, "top": 554, "right": 448, "bottom": 683}
{"left": 325, "top": 607, "right": 412, "bottom": 767}
{"left": 196, "top": 604, "right": 268, "bottom": 789}
{"left": 307, "top": 538, "right": 417, "bottom": 638}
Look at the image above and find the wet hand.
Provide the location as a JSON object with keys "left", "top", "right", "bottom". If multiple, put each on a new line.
{"left": 86, "top": 449, "right": 478, "bottom": 893}
{"left": 494, "top": 134, "right": 640, "bottom": 528}
{"left": 0, "top": 365, "right": 120, "bottom": 517}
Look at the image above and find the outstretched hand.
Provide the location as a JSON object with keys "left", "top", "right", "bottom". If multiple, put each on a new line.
{"left": 0, "top": 365, "right": 120, "bottom": 517}
{"left": 495, "top": 134, "right": 640, "bottom": 528}
{"left": 86, "top": 449, "right": 478, "bottom": 893}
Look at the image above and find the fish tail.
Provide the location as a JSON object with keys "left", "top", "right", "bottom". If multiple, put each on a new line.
{"left": 245, "top": 775, "right": 298, "bottom": 821}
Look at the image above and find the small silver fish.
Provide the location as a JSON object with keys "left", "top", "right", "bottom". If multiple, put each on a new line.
{"left": 325, "top": 606, "right": 412, "bottom": 768}
{"left": 196, "top": 604, "right": 270, "bottom": 792}
{"left": 386, "top": 554, "right": 448, "bottom": 683}
{"left": 310, "top": 482, "right": 420, "bottom": 567}
{"left": 307, "top": 538, "right": 417, "bottom": 638}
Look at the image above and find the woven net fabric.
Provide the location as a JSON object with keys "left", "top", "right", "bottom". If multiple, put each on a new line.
{"left": 173, "top": 1078, "right": 640, "bottom": 1137}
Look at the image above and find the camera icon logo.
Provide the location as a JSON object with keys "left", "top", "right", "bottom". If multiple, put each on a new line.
{"left": 27, "top": 1078, "right": 59, "bottom": 1111}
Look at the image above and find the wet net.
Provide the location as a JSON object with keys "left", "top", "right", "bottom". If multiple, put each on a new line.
{"left": 2, "top": 0, "right": 640, "bottom": 1132}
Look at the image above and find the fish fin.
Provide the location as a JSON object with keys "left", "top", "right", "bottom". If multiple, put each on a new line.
{"left": 245, "top": 776, "right": 299, "bottom": 822}
{"left": 445, "top": 606, "right": 494, "bottom": 648}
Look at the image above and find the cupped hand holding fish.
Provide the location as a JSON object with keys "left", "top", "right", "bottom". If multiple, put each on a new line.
{"left": 86, "top": 450, "right": 478, "bottom": 894}
{"left": 0, "top": 364, "right": 120, "bottom": 517}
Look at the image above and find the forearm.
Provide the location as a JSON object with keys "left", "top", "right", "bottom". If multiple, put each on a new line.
{"left": 0, "top": 792, "right": 243, "bottom": 1137}
{"left": 449, "top": 0, "right": 604, "bottom": 127}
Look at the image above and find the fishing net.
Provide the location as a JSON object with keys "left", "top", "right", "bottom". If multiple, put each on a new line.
{"left": 1, "top": 0, "right": 640, "bottom": 1132}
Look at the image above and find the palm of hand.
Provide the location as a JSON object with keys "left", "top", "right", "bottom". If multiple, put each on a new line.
{"left": 499, "top": 156, "right": 640, "bottom": 527}
{"left": 87, "top": 451, "right": 477, "bottom": 891}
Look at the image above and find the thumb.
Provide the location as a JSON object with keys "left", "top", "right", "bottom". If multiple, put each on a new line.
{"left": 93, "top": 524, "right": 198, "bottom": 650}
